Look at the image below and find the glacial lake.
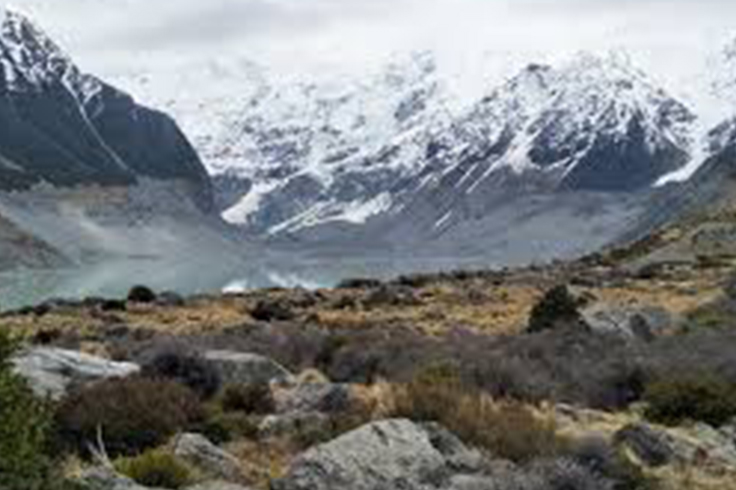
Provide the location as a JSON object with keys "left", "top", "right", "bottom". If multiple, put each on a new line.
{"left": 0, "top": 255, "right": 496, "bottom": 311}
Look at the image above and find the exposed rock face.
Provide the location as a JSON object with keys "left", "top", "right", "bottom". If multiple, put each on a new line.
{"left": 203, "top": 351, "right": 293, "bottom": 386}
{"left": 12, "top": 347, "right": 139, "bottom": 400}
{"left": 581, "top": 304, "right": 676, "bottom": 341}
{"left": 272, "top": 419, "right": 484, "bottom": 490}
{"left": 0, "top": 10, "right": 212, "bottom": 212}
{"left": 172, "top": 433, "right": 244, "bottom": 483}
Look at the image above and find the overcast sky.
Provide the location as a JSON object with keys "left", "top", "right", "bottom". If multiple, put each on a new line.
{"left": 7, "top": 0, "right": 736, "bottom": 113}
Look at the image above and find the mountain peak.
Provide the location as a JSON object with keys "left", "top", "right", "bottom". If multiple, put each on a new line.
{"left": 0, "top": 8, "right": 75, "bottom": 91}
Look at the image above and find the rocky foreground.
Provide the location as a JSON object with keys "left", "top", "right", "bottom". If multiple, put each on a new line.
{"left": 2, "top": 243, "right": 736, "bottom": 490}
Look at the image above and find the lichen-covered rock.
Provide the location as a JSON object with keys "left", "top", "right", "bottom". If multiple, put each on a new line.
{"left": 272, "top": 419, "right": 483, "bottom": 490}
{"left": 275, "top": 383, "right": 352, "bottom": 414}
{"left": 172, "top": 433, "right": 244, "bottom": 482}
{"left": 12, "top": 347, "right": 140, "bottom": 400}
{"left": 203, "top": 351, "right": 293, "bottom": 387}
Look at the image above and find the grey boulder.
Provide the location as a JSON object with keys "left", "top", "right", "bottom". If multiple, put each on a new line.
{"left": 272, "top": 419, "right": 484, "bottom": 490}
{"left": 203, "top": 351, "right": 293, "bottom": 386}
{"left": 12, "top": 347, "right": 140, "bottom": 400}
{"left": 172, "top": 433, "right": 244, "bottom": 483}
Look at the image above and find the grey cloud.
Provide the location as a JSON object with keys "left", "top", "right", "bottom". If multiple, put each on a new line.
{"left": 97, "top": 0, "right": 395, "bottom": 52}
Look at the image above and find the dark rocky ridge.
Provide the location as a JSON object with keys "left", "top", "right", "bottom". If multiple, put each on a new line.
{"left": 0, "top": 10, "right": 213, "bottom": 213}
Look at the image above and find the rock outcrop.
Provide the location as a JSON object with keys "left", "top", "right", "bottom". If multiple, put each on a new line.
{"left": 12, "top": 347, "right": 139, "bottom": 400}
{"left": 272, "top": 419, "right": 484, "bottom": 490}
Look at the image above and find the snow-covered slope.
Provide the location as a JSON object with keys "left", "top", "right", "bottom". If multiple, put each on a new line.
{"left": 425, "top": 53, "right": 695, "bottom": 193}
{"left": 181, "top": 52, "right": 697, "bottom": 238}
{"left": 194, "top": 52, "right": 458, "bottom": 232}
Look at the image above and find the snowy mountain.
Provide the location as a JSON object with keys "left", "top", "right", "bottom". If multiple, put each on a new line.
{"left": 183, "top": 52, "right": 697, "bottom": 241}
{"left": 423, "top": 54, "right": 696, "bottom": 192}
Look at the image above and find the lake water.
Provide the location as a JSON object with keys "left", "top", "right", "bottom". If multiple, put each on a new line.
{"left": 0, "top": 254, "right": 496, "bottom": 310}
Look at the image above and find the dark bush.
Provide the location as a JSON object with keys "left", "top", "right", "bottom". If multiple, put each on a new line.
{"left": 56, "top": 377, "right": 204, "bottom": 457}
{"left": 643, "top": 372, "right": 736, "bottom": 427}
{"left": 219, "top": 383, "right": 275, "bottom": 415}
{"left": 31, "top": 328, "right": 63, "bottom": 346}
{"left": 142, "top": 347, "right": 221, "bottom": 399}
{"left": 0, "top": 331, "right": 54, "bottom": 490}
{"left": 250, "top": 299, "right": 295, "bottom": 322}
{"left": 128, "top": 286, "right": 157, "bottom": 304}
{"left": 100, "top": 299, "right": 127, "bottom": 312}
{"left": 527, "top": 285, "right": 583, "bottom": 333}
{"left": 115, "top": 450, "right": 194, "bottom": 489}
{"left": 336, "top": 278, "right": 383, "bottom": 289}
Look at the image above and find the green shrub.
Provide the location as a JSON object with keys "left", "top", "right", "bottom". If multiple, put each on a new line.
{"left": 219, "top": 383, "right": 275, "bottom": 415}
{"left": 0, "top": 331, "right": 54, "bottom": 490}
{"left": 643, "top": 372, "right": 736, "bottom": 427}
{"left": 527, "top": 285, "right": 582, "bottom": 333}
{"left": 115, "top": 449, "right": 195, "bottom": 489}
{"left": 199, "top": 411, "right": 259, "bottom": 444}
{"left": 56, "top": 377, "right": 204, "bottom": 457}
{"left": 392, "top": 363, "right": 565, "bottom": 462}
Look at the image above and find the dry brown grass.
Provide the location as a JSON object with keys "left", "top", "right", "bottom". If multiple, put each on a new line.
{"left": 314, "top": 284, "right": 541, "bottom": 335}
{"left": 387, "top": 364, "right": 566, "bottom": 462}
{"left": 227, "top": 439, "right": 295, "bottom": 490}
{"left": 653, "top": 466, "right": 736, "bottom": 490}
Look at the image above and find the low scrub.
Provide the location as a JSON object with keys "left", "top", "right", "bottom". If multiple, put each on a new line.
{"left": 115, "top": 449, "right": 195, "bottom": 489}
{"left": 644, "top": 372, "right": 736, "bottom": 427}
{"left": 142, "top": 346, "right": 221, "bottom": 399}
{"left": 56, "top": 377, "right": 204, "bottom": 457}
{"left": 391, "top": 363, "right": 565, "bottom": 463}
{"left": 219, "top": 383, "right": 275, "bottom": 415}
